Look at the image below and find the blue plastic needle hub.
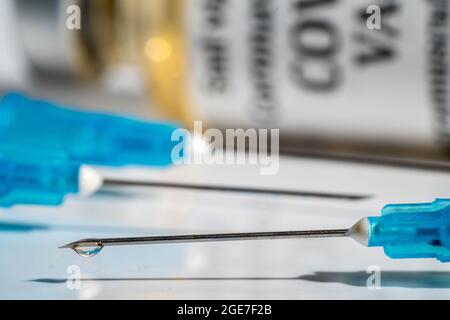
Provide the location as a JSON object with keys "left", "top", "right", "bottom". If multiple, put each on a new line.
{"left": 0, "top": 93, "right": 185, "bottom": 167}
{"left": 368, "top": 199, "right": 450, "bottom": 262}
{"left": 0, "top": 148, "right": 80, "bottom": 207}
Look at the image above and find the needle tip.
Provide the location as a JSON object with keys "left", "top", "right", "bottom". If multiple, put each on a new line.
{"left": 59, "top": 238, "right": 100, "bottom": 249}
{"left": 59, "top": 242, "right": 77, "bottom": 249}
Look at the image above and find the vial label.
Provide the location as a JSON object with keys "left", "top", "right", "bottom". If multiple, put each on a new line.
{"left": 186, "top": 0, "right": 450, "bottom": 147}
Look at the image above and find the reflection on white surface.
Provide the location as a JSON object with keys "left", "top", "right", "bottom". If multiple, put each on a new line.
{"left": 1, "top": 155, "right": 450, "bottom": 299}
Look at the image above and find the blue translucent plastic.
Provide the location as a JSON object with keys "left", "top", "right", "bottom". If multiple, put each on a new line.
{"left": 0, "top": 148, "right": 80, "bottom": 207}
{"left": 0, "top": 93, "right": 184, "bottom": 167}
{"left": 368, "top": 199, "right": 450, "bottom": 262}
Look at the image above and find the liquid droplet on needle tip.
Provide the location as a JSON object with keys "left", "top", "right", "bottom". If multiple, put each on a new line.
{"left": 59, "top": 240, "right": 104, "bottom": 258}
{"left": 72, "top": 244, "right": 104, "bottom": 258}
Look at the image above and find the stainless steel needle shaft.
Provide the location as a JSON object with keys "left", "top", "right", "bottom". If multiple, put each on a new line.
{"left": 61, "top": 229, "right": 349, "bottom": 249}
{"left": 60, "top": 218, "right": 372, "bottom": 258}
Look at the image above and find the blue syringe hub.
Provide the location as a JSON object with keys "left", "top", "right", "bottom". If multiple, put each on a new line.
{"left": 0, "top": 93, "right": 184, "bottom": 167}
{"left": 365, "top": 199, "right": 450, "bottom": 262}
{"left": 0, "top": 148, "right": 88, "bottom": 207}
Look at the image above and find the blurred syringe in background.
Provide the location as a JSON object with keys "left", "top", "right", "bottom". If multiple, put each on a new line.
{"left": 0, "top": 93, "right": 367, "bottom": 207}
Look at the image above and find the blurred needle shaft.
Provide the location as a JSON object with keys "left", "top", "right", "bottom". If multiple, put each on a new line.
{"left": 104, "top": 179, "right": 368, "bottom": 200}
